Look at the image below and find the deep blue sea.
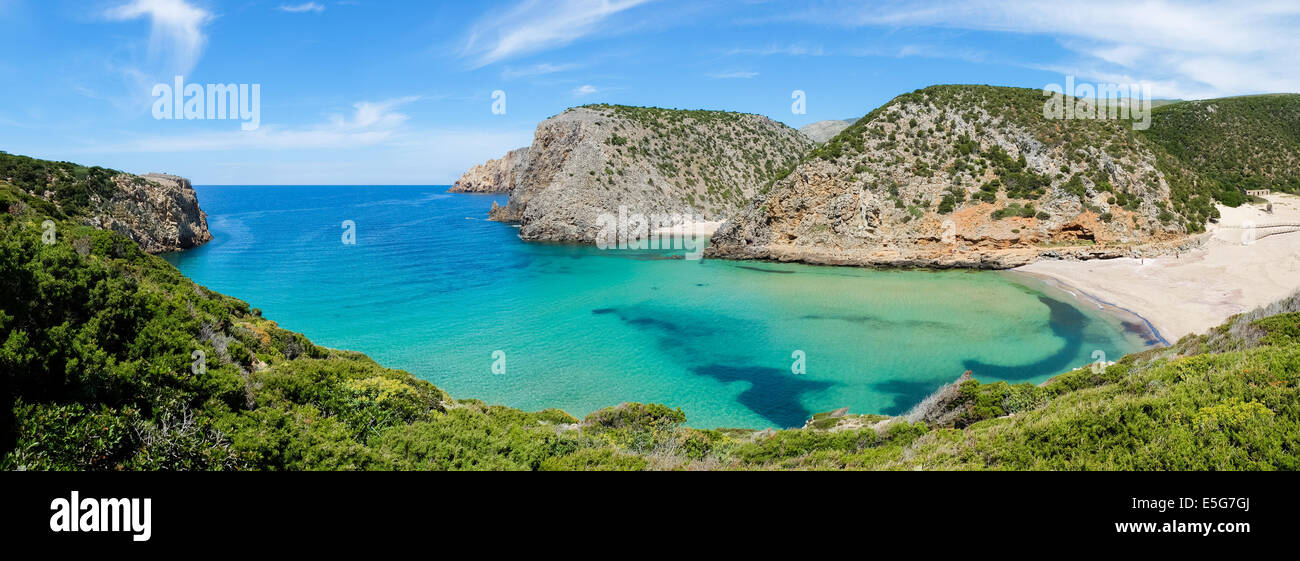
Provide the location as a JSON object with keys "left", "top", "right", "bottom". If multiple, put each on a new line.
{"left": 164, "top": 186, "right": 1152, "bottom": 429}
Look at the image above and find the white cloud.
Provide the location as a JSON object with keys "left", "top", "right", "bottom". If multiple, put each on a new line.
{"left": 797, "top": 0, "right": 1300, "bottom": 98}
{"left": 105, "top": 0, "right": 213, "bottom": 74}
{"left": 83, "top": 96, "right": 421, "bottom": 153}
{"left": 572, "top": 84, "right": 598, "bottom": 96}
{"left": 709, "top": 71, "right": 759, "bottom": 79}
{"left": 65, "top": 126, "right": 535, "bottom": 185}
{"left": 329, "top": 96, "right": 420, "bottom": 130}
{"left": 278, "top": 2, "right": 325, "bottom": 14}
{"left": 461, "top": 0, "right": 653, "bottom": 67}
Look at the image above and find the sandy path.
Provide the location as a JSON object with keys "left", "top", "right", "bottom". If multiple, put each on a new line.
{"left": 1015, "top": 194, "right": 1300, "bottom": 342}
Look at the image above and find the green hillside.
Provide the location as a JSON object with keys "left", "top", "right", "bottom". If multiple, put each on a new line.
{"left": 2, "top": 177, "right": 1296, "bottom": 470}
{"left": 0, "top": 151, "right": 122, "bottom": 220}
{"left": 819, "top": 85, "right": 1220, "bottom": 230}
{"left": 1141, "top": 94, "right": 1300, "bottom": 206}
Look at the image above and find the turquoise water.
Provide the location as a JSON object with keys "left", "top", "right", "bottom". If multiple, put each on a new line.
{"left": 164, "top": 186, "right": 1153, "bottom": 429}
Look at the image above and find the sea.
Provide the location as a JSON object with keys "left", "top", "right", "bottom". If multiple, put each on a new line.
{"left": 163, "top": 185, "right": 1154, "bottom": 429}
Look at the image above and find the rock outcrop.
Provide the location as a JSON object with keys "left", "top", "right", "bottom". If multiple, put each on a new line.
{"left": 484, "top": 104, "right": 814, "bottom": 244}
{"left": 449, "top": 146, "right": 531, "bottom": 193}
{"left": 798, "top": 119, "right": 855, "bottom": 143}
{"left": 708, "top": 85, "right": 1197, "bottom": 268}
{"left": 85, "top": 172, "right": 212, "bottom": 253}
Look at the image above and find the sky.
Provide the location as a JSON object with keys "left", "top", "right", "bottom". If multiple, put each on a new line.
{"left": 1, "top": 0, "right": 1297, "bottom": 185}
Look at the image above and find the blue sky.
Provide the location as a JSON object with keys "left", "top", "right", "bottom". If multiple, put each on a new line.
{"left": 1, "top": 0, "right": 1296, "bottom": 184}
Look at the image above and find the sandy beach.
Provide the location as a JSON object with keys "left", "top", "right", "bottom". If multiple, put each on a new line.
{"left": 651, "top": 220, "right": 724, "bottom": 237}
{"left": 1016, "top": 193, "right": 1300, "bottom": 342}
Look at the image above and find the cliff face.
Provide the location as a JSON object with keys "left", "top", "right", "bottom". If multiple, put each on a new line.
{"left": 87, "top": 173, "right": 212, "bottom": 253}
{"left": 708, "top": 86, "right": 1198, "bottom": 268}
{"left": 485, "top": 105, "right": 814, "bottom": 243}
{"left": 449, "top": 146, "right": 531, "bottom": 193}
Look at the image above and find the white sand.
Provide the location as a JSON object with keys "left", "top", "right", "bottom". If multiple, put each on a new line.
{"left": 650, "top": 220, "right": 724, "bottom": 237}
{"left": 1016, "top": 193, "right": 1300, "bottom": 342}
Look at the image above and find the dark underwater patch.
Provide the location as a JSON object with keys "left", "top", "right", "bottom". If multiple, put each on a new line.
{"left": 736, "top": 265, "right": 795, "bottom": 274}
{"left": 800, "top": 314, "right": 954, "bottom": 331}
{"left": 691, "top": 364, "right": 834, "bottom": 428}
{"left": 960, "top": 295, "right": 1086, "bottom": 381}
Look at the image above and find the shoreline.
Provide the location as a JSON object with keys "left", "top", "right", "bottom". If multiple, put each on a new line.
{"left": 1015, "top": 194, "right": 1300, "bottom": 342}
{"left": 1008, "top": 270, "right": 1170, "bottom": 347}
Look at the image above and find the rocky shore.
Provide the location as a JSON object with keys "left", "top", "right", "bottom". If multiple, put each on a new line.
{"left": 85, "top": 172, "right": 211, "bottom": 253}
{"left": 449, "top": 146, "right": 531, "bottom": 193}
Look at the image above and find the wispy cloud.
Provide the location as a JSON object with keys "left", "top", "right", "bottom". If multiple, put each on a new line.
{"left": 572, "top": 84, "right": 599, "bottom": 96}
{"left": 84, "top": 96, "right": 420, "bottom": 153}
{"left": 278, "top": 2, "right": 325, "bottom": 14}
{"left": 104, "top": 0, "right": 213, "bottom": 74}
{"left": 62, "top": 94, "right": 534, "bottom": 183}
{"left": 501, "top": 62, "right": 581, "bottom": 79}
{"left": 461, "top": 0, "right": 653, "bottom": 67}
{"left": 725, "top": 43, "right": 826, "bottom": 57}
{"left": 329, "top": 97, "right": 420, "bottom": 130}
{"left": 708, "top": 70, "right": 759, "bottom": 79}
{"left": 792, "top": 0, "right": 1300, "bottom": 98}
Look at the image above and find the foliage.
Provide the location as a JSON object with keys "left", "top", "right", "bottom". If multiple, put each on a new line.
{"left": 1141, "top": 94, "right": 1300, "bottom": 202}
{"left": 5, "top": 144, "right": 1300, "bottom": 470}
{"left": 0, "top": 152, "right": 120, "bottom": 219}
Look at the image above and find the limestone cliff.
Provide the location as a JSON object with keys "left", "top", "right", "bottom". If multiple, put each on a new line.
{"left": 449, "top": 146, "right": 531, "bottom": 193}
{"left": 708, "top": 85, "right": 1203, "bottom": 268}
{"left": 88, "top": 173, "right": 212, "bottom": 253}
{"left": 484, "top": 104, "right": 814, "bottom": 243}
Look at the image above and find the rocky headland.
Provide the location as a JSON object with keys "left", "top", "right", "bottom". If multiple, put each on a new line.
{"left": 482, "top": 104, "right": 813, "bottom": 243}
{"left": 449, "top": 146, "right": 531, "bottom": 193}
{"left": 89, "top": 172, "right": 212, "bottom": 253}
{"left": 1, "top": 152, "right": 210, "bottom": 253}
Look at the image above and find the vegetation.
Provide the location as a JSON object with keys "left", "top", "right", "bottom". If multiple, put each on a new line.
{"left": 777, "top": 85, "right": 1299, "bottom": 236}
{"left": 3, "top": 171, "right": 1298, "bottom": 469}
{"left": 0, "top": 151, "right": 121, "bottom": 220}
{"left": 1141, "top": 94, "right": 1300, "bottom": 205}
{"left": 571, "top": 104, "right": 810, "bottom": 214}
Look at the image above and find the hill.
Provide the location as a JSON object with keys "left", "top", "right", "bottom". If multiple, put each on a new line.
{"left": 798, "top": 119, "right": 855, "bottom": 143}
{"left": 1141, "top": 94, "right": 1300, "bottom": 205}
{"left": 485, "top": 104, "right": 813, "bottom": 243}
{"left": 708, "top": 85, "right": 1212, "bottom": 268}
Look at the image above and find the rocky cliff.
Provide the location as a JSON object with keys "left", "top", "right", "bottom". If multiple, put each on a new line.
{"left": 449, "top": 146, "right": 531, "bottom": 193}
{"left": 708, "top": 85, "right": 1205, "bottom": 268}
{"left": 88, "top": 173, "right": 212, "bottom": 253}
{"left": 0, "top": 152, "right": 210, "bottom": 253}
{"left": 485, "top": 104, "right": 814, "bottom": 243}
